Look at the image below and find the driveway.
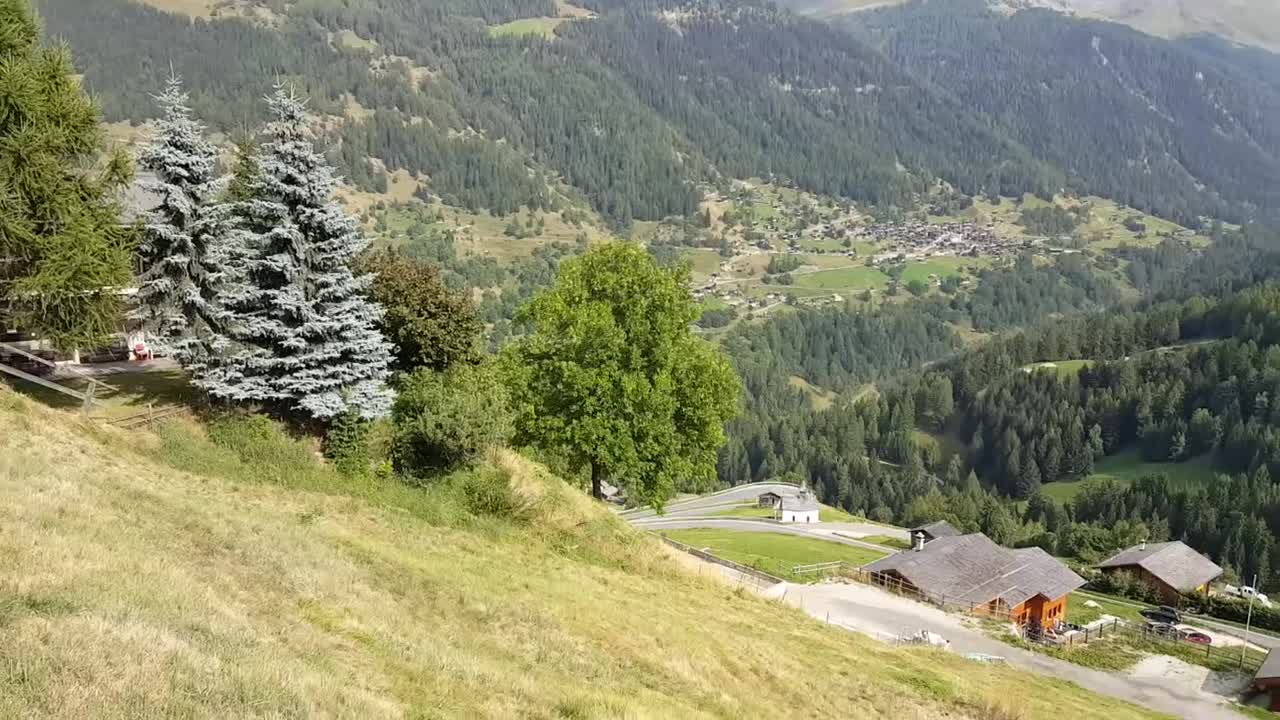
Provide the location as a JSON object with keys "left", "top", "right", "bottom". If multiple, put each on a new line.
{"left": 785, "top": 582, "right": 1249, "bottom": 720}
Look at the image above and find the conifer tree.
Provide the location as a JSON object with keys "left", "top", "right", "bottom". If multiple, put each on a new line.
{"left": 213, "top": 85, "right": 392, "bottom": 420}
{"left": 131, "top": 73, "right": 231, "bottom": 371}
{"left": 0, "top": 0, "right": 133, "bottom": 350}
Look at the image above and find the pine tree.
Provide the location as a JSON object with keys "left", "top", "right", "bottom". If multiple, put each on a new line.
{"left": 131, "top": 73, "right": 231, "bottom": 372}
{"left": 0, "top": 0, "right": 133, "bottom": 350}
{"left": 213, "top": 85, "right": 393, "bottom": 420}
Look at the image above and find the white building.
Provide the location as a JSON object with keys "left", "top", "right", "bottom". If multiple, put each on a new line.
{"left": 779, "top": 490, "right": 819, "bottom": 524}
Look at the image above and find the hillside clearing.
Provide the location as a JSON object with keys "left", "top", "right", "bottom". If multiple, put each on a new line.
{"left": 488, "top": 17, "right": 568, "bottom": 38}
{"left": 0, "top": 389, "right": 1163, "bottom": 719}
{"left": 1042, "top": 448, "right": 1219, "bottom": 503}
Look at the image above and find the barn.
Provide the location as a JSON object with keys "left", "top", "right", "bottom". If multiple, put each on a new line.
{"left": 1096, "top": 541, "right": 1222, "bottom": 605}
{"left": 864, "top": 532, "right": 1085, "bottom": 631}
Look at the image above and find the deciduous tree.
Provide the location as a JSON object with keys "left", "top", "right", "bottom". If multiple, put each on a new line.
{"left": 358, "top": 248, "right": 481, "bottom": 372}
{"left": 507, "top": 243, "right": 739, "bottom": 509}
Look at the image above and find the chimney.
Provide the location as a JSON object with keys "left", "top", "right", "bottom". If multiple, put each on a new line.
{"left": 913, "top": 531, "right": 926, "bottom": 552}
{"left": 1139, "top": 539, "right": 1147, "bottom": 551}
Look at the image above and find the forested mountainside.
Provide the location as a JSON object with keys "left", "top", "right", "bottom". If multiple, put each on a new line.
{"left": 37, "top": 0, "right": 1280, "bottom": 227}
{"left": 718, "top": 225, "right": 1280, "bottom": 588}
{"left": 780, "top": 0, "right": 1280, "bottom": 55}
{"left": 845, "top": 0, "right": 1280, "bottom": 226}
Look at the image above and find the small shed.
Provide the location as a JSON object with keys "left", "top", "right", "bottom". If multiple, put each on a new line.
{"left": 757, "top": 491, "right": 784, "bottom": 509}
{"left": 1254, "top": 648, "right": 1280, "bottom": 711}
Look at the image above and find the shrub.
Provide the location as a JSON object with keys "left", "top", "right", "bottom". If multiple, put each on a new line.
{"left": 1088, "top": 570, "right": 1160, "bottom": 604}
{"left": 324, "top": 410, "right": 373, "bottom": 478}
{"left": 1184, "top": 593, "right": 1280, "bottom": 633}
{"left": 697, "top": 307, "right": 736, "bottom": 329}
{"left": 392, "top": 363, "right": 514, "bottom": 477}
{"left": 358, "top": 249, "right": 482, "bottom": 372}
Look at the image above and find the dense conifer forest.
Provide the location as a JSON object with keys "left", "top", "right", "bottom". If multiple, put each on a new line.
{"left": 36, "top": 0, "right": 1280, "bottom": 227}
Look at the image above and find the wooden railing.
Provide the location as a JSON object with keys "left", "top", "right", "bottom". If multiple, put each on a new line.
{"left": 96, "top": 403, "right": 185, "bottom": 431}
{"left": 0, "top": 341, "right": 117, "bottom": 413}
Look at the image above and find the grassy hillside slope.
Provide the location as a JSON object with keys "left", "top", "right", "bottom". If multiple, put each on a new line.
{"left": 0, "top": 389, "right": 1160, "bottom": 719}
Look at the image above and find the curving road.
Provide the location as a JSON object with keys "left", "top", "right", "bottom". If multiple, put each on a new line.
{"left": 619, "top": 482, "right": 804, "bottom": 521}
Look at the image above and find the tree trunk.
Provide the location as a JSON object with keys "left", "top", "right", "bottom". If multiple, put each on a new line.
{"left": 591, "top": 461, "right": 603, "bottom": 500}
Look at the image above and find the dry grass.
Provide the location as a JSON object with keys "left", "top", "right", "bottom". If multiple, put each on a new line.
{"left": 0, "top": 389, "right": 1162, "bottom": 719}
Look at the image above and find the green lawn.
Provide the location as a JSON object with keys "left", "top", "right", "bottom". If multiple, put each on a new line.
{"left": 487, "top": 17, "right": 566, "bottom": 38}
{"left": 860, "top": 535, "right": 911, "bottom": 550}
{"left": 793, "top": 266, "right": 888, "bottom": 290}
{"left": 900, "top": 258, "right": 973, "bottom": 284}
{"left": 662, "top": 528, "right": 886, "bottom": 581}
{"left": 687, "top": 249, "right": 723, "bottom": 276}
{"left": 1042, "top": 448, "right": 1220, "bottom": 503}
{"left": 699, "top": 297, "right": 729, "bottom": 314}
{"left": 711, "top": 505, "right": 778, "bottom": 519}
{"left": 818, "top": 505, "right": 866, "bottom": 523}
{"left": 1067, "top": 591, "right": 1146, "bottom": 625}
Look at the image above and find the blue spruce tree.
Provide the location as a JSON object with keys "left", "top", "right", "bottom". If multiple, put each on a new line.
{"left": 132, "top": 74, "right": 235, "bottom": 380}
{"left": 213, "top": 85, "right": 393, "bottom": 420}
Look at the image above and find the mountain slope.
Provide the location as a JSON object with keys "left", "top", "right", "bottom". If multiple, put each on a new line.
{"left": 843, "top": 0, "right": 1280, "bottom": 225}
{"left": 0, "top": 389, "right": 1162, "bottom": 719}
{"left": 781, "top": 0, "right": 1280, "bottom": 53}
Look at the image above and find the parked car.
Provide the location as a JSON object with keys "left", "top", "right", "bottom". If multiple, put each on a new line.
{"left": 1177, "top": 628, "right": 1213, "bottom": 645}
{"left": 1140, "top": 608, "right": 1179, "bottom": 625}
{"left": 1146, "top": 622, "right": 1178, "bottom": 638}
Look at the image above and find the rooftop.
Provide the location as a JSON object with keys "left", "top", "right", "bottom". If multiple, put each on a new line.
{"left": 1258, "top": 648, "right": 1280, "bottom": 683}
{"left": 865, "top": 533, "right": 1085, "bottom": 606}
{"left": 1096, "top": 541, "right": 1223, "bottom": 592}
{"left": 912, "top": 520, "right": 961, "bottom": 539}
{"left": 780, "top": 494, "right": 820, "bottom": 512}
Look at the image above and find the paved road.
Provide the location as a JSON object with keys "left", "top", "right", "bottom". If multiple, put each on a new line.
{"left": 619, "top": 482, "right": 803, "bottom": 520}
{"left": 634, "top": 517, "right": 902, "bottom": 556}
{"left": 787, "top": 582, "right": 1247, "bottom": 720}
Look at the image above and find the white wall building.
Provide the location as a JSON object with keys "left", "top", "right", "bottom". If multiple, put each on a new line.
{"left": 779, "top": 491, "right": 819, "bottom": 524}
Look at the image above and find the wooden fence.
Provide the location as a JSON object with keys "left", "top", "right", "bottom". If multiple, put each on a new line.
{"left": 0, "top": 341, "right": 118, "bottom": 413}
{"left": 657, "top": 536, "right": 783, "bottom": 588}
{"left": 95, "top": 403, "right": 185, "bottom": 431}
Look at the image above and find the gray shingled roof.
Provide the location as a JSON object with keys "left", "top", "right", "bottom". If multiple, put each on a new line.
{"left": 780, "top": 494, "right": 819, "bottom": 512}
{"left": 1096, "top": 541, "right": 1223, "bottom": 592}
{"left": 913, "top": 520, "right": 961, "bottom": 539}
{"left": 865, "top": 533, "right": 1085, "bottom": 606}
{"left": 1258, "top": 648, "right": 1280, "bottom": 683}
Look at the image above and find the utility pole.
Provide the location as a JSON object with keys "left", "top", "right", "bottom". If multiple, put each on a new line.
{"left": 1241, "top": 573, "right": 1258, "bottom": 670}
